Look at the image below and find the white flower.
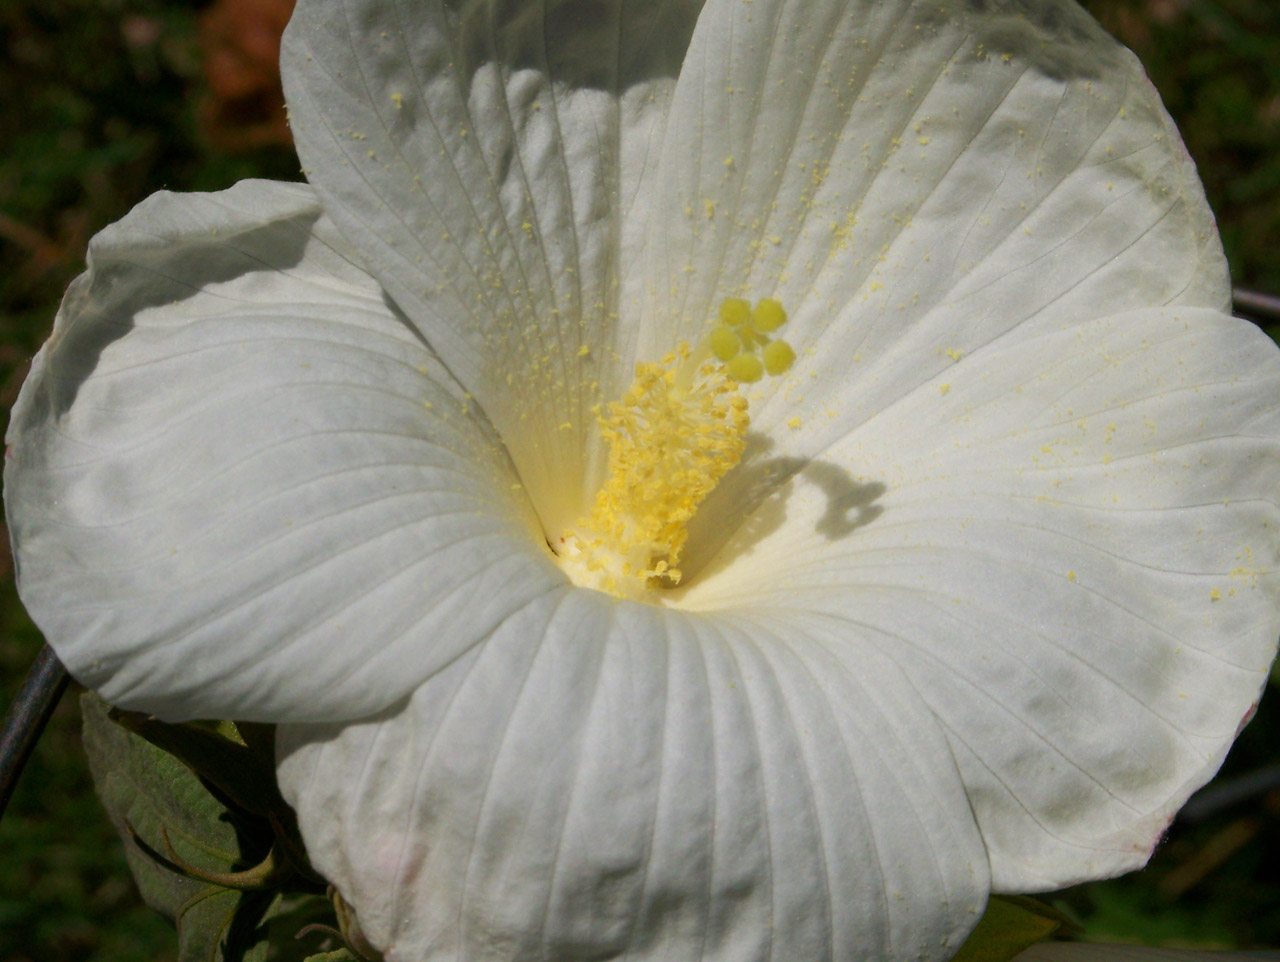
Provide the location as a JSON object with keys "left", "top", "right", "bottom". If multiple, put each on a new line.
{"left": 6, "top": 0, "right": 1280, "bottom": 960}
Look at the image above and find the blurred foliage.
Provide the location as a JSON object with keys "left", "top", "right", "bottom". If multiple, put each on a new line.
{"left": 80, "top": 693, "right": 354, "bottom": 961}
{"left": 0, "top": 0, "right": 299, "bottom": 414}
{"left": 1055, "top": 675, "right": 1280, "bottom": 948}
{"left": 1081, "top": 0, "right": 1280, "bottom": 296}
{"left": 1, "top": 0, "right": 1279, "bottom": 959}
{"left": 1, "top": 2, "right": 297, "bottom": 960}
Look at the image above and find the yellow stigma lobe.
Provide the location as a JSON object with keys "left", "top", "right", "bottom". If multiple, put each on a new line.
{"left": 709, "top": 325, "right": 742, "bottom": 361}
{"left": 558, "top": 299, "right": 796, "bottom": 599}
{"left": 751, "top": 298, "right": 787, "bottom": 332}
{"left": 709, "top": 295, "right": 796, "bottom": 384}
{"left": 762, "top": 339, "right": 796, "bottom": 376}
{"left": 727, "top": 352, "right": 764, "bottom": 383}
{"left": 720, "top": 297, "right": 752, "bottom": 326}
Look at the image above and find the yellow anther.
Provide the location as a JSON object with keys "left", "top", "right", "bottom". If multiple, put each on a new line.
{"left": 710, "top": 325, "right": 742, "bottom": 361}
{"left": 720, "top": 297, "right": 752, "bottom": 326}
{"left": 728, "top": 352, "right": 764, "bottom": 382}
{"left": 751, "top": 298, "right": 787, "bottom": 332}
{"left": 762, "top": 339, "right": 796, "bottom": 375}
{"left": 559, "top": 342, "right": 750, "bottom": 598}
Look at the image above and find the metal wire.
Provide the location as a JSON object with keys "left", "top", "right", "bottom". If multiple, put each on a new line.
{"left": 0, "top": 644, "right": 69, "bottom": 820}
{"left": 1179, "top": 762, "right": 1280, "bottom": 822}
{"left": 1234, "top": 287, "right": 1280, "bottom": 323}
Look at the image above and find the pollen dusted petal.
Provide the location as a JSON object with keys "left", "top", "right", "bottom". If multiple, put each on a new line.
{"left": 679, "top": 307, "right": 1280, "bottom": 893}
{"left": 647, "top": 0, "right": 1230, "bottom": 461}
{"left": 281, "top": 0, "right": 702, "bottom": 536}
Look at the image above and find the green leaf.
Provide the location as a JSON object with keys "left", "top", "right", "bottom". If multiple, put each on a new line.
{"left": 106, "top": 706, "right": 317, "bottom": 881}
{"left": 82, "top": 692, "right": 266, "bottom": 921}
{"left": 80, "top": 693, "right": 339, "bottom": 962}
{"left": 174, "top": 888, "right": 344, "bottom": 962}
{"left": 175, "top": 886, "right": 271, "bottom": 962}
{"left": 262, "top": 893, "right": 352, "bottom": 961}
{"left": 108, "top": 706, "right": 287, "bottom": 819}
{"left": 950, "top": 896, "right": 1075, "bottom": 962}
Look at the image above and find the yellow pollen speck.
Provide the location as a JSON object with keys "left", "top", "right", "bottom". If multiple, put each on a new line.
{"left": 558, "top": 298, "right": 797, "bottom": 599}
{"left": 392, "top": 92, "right": 404, "bottom": 109}
{"left": 939, "top": 383, "right": 951, "bottom": 395}
{"left": 1067, "top": 570, "right": 1076, "bottom": 581}
{"left": 788, "top": 416, "right": 803, "bottom": 429}
{"left": 1210, "top": 588, "right": 1222, "bottom": 601}
{"left": 578, "top": 345, "right": 591, "bottom": 357}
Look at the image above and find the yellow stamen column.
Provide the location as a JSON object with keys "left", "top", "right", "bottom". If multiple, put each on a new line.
{"left": 557, "top": 299, "right": 796, "bottom": 599}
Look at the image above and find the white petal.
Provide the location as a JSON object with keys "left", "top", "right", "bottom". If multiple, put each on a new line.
{"left": 277, "top": 596, "right": 989, "bottom": 962}
{"left": 280, "top": 0, "right": 703, "bottom": 530}
{"left": 4, "top": 180, "right": 559, "bottom": 722}
{"left": 677, "top": 307, "right": 1280, "bottom": 891}
{"left": 641, "top": 0, "right": 1228, "bottom": 447}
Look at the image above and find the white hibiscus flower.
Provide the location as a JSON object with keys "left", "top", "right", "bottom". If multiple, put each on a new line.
{"left": 6, "top": 0, "right": 1280, "bottom": 960}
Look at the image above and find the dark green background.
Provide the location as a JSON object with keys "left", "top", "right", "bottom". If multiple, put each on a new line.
{"left": 2, "top": 1, "right": 1279, "bottom": 959}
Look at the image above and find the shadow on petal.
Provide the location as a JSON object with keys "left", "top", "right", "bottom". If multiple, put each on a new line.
{"left": 443, "top": 0, "right": 699, "bottom": 90}
{"left": 677, "top": 432, "right": 885, "bottom": 588}
{"left": 44, "top": 204, "right": 321, "bottom": 417}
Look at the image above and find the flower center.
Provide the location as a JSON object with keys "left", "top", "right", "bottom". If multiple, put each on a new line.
{"left": 556, "top": 298, "right": 796, "bottom": 600}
